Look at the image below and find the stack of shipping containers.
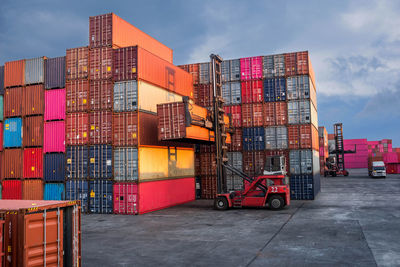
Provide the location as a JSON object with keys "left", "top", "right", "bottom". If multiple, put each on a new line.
{"left": 318, "top": 126, "right": 328, "bottom": 175}
{"left": 180, "top": 51, "right": 320, "bottom": 200}
{"left": 0, "top": 65, "right": 3, "bottom": 197}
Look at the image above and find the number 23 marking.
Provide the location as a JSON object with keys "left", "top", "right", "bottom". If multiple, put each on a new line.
{"left": 271, "top": 187, "right": 278, "bottom": 193}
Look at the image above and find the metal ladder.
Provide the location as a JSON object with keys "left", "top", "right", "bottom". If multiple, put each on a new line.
{"left": 334, "top": 123, "right": 345, "bottom": 171}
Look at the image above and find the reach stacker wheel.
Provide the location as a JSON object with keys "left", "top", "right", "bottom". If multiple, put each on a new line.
{"left": 214, "top": 197, "right": 228, "bottom": 210}
{"left": 268, "top": 195, "right": 285, "bottom": 210}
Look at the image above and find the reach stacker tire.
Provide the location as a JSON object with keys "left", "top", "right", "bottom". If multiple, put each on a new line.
{"left": 214, "top": 197, "right": 228, "bottom": 210}
{"left": 268, "top": 195, "right": 285, "bottom": 210}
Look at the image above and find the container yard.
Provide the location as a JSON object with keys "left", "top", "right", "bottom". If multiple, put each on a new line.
{"left": 1, "top": 5, "right": 400, "bottom": 266}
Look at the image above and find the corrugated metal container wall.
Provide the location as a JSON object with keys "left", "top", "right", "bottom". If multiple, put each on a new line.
{"left": 138, "top": 81, "right": 184, "bottom": 113}
{"left": 2, "top": 149, "right": 22, "bottom": 178}
{"left": 66, "top": 146, "right": 89, "bottom": 179}
{"left": 290, "top": 174, "right": 320, "bottom": 200}
{"left": 273, "top": 54, "right": 285, "bottom": 77}
{"left": 66, "top": 47, "right": 89, "bottom": 80}
{"left": 114, "top": 147, "right": 138, "bottom": 181}
{"left": 241, "top": 80, "right": 263, "bottom": 103}
{"left": 288, "top": 125, "right": 319, "bottom": 150}
{"left": 4, "top": 118, "right": 22, "bottom": 148}
{"left": 23, "top": 148, "right": 43, "bottom": 178}
{"left": 66, "top": 80, "right": 89, "bottom": 112}
{"left": 264, "top": 78, "right": 286, "bottom": 102}
{"left": 89, "top": 47, "right": 113, "bottom": 80}
{"left": 0, "top": 122, "right": 3, "bottom": 150}
{"left": 24, "top": 57, "right": 45, "bottom": 85}
{"left": 44, "top": 153, "right": 65, "bottom": 182}
{"left": 242, "top": 103, "right": 263, "bottom": 127}
{"left": 23, "top": 116, "right": 44, "bottom": 147}
{"left": 113, "top": 46, "right": 137, "bottom": 81}
{"left": 4, "top": 87, "right": 23, "bottom": 117}
{"left": 179, "top": 64, "right": 200, "bottom": 84}
{"left": 45, "top": 56, "right": 65, "bottom": 89}
{"left": 113, "top": 80, "right": 137, "bottom": 112}
{"left": 263, "top": 54, "right": 285, "bottom": 78}
{"left": 222, "top": 82, "right": 241, "bottom": 105}
{"left": 44, "top": 183, "right": 65, "bottom": 200}
{"left": 89, "top": 145, "right": 113, "bottom": 178}
{"left": 221, "top": 59, "right": 241, "bottom": 82}
{"left": 44, "top": 89, "right": 66, "bottom": 121}
{"left": 0, "top": 65, "right": 4, "bottom": 94}
{"left": 226, "top": 152, "right": 243, "bottom": 190}
{"left": 224, "top": 105, "right": 241, "bottom": 128}
{"left": 243, "top": 151, "right": 265, "bottom": 176}
{"left": 289, "top": 149, "right": 319, "bottom": 175}
{"left": 89, "top": 111, "right": 112, "bottom": 144}
{"left": 194, "top": 84, "right": 213, "bottom": 107}
{"left": 66, "top": 180, "right": 89, "bottom": 213}
{"left": 22, "top": 180, "right": 43, "bottom": 200}
{"left": 284, "top": 53, "right": 297, "bottom": 76}
{"left": 263, "top": 55, "right": 274, "bottom": 78}
{"left": 229, "top": 128, "right": 242, "bottom": 151}
{"left": 200, "top": 153, "right": 216, "bottom": 176}
{"left": 44, "top": 121, "right": 65, "bottom": 153}
{"left": 288, "top": 100, "right": 318, "bottom": 128}
{"left": 243, "top": 127, "right": 265, "bottom": 151}
{"left": 90, "top": 80, "right": 113, "bottom": 110}
{"left": 22, "top": 85, "right": 44, "bottom": 116}
{"left": 2, "top": 180, "right": 22, "bottom": 199}
{"left": 266, "top": 150, "right": 290, "bottom": 174}
{"left": 66, "top": 113, "right": 89, "bottom": 145}
{"left": 240, "top": 56, "right": 263, "bottom": 81}
{"left": 264, "top": 126, "right": 288, "bottom": 150}
{"left": 113, "top": 182, "right": 137, "bottom": 214}
{"left": 4, "top": 60, "right": 25, "bottom": 88}
{"left": 263, "top": 102, "right": 287, "bottom": 126}
{"left": 200, "top": 175, "right": 217, "bottom": 199}
{"left": 0, "top": 95, "right": 3, "bottom": 121}
{"left": 286, "top": 75, "right": 317, "bottom": 107}
{"left": 89, "top": 180, "right": 113, "bottom": 214}
{"left": 112, "top": 112, "right": 138, "bottom": 146}
{"left": 199, "top": 62, "right": 211, "bottom": 84}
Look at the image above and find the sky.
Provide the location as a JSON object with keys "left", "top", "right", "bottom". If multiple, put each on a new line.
{"left": 1, "top": 0, "right": 399, "bottom": 146}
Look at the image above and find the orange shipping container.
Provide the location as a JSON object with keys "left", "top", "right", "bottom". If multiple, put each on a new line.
{"left": 22, "top": 180, "right": 43, "bottom": 200}
{"left": 4, "top": 60, "right": 25, "bottom": 88}
{"left": 89, "top": 13, "right": 173, "bottom": 63}
{"left": 288, "top": 124, "right": 319, "bottom": 151}
{"left": 179, "top": 64, "right": 200, "bottom": 84}
{"left": 263, "top": 102, "right": 287, "bottom": 126}
{"left": 66, "top": 47, "right": 89, "bottom": 80}
{"left": 23, "top": 116, "right": 44, "bottom": 147}
{"left": 4, "top": 87, "right": 23, "bottom": 118}
{"left": 66, "top": 80, "right": 90, "bottom": 112}
{"left": 2, "top": 149, "right": 23, "bottom": 179}
{"left": 22, "top": 84, "right": 44, "bottom": 116}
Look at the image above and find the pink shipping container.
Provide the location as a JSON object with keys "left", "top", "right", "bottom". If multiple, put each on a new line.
{"left": 240, "top": 56, "right": 263, "bottom": 80}
{"left": 241, "top": 80, "right": 263, "bottom": 103}
{"left": 383, "top": 152, "right": 399, "bottom": 164}
{"left": 44, "top": 121, "right": 66, "bottom": 153}
{"left": 44, "top": 89, "right": 66, "bottom": 121}
{"left": 113, "top": 182, "right": 138, "bottom": 215}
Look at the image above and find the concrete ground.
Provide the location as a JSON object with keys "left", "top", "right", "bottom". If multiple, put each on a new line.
{"left": 82, "top": 169, "right": 400, "bottom": 267}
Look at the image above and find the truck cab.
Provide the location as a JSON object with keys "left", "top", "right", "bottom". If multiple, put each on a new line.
{"left": 370, "top": 161, "right": 386, "bottom": 178}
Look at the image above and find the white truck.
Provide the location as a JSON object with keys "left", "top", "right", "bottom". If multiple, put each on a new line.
{"left": 369, "top": 161, "right": 386, "bottom": 178}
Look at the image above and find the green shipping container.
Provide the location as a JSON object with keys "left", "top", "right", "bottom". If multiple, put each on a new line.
{"left": 0, "top": 95, "right": 3, "bottom": 121}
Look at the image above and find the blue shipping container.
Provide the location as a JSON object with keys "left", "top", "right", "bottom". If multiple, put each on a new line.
{"left": 243, "top": 127, "right": 265, "bottom": 151}
{"left": 0, "top": 65, "right": 4, "bottom": 95}
{"left": 89, "top": 145, "right": 113, "bottom": 179}
{"left": 44, "top": 153, "right": 65, "bottom": 182}
{"left": 66, "top": 146, "right": 88, "bottom": 179}
{"left": 264, "top": 78, "right": 286, "bottom": 102}
{"left": 289, "top": 174, "right": 321, "bottom": 200}
{"left": 44, "top": 183, "right": 65, "bottom": 200}
{"left": 0, "top": 95, "right": 3, "bottom": 121}
{"left": 4, "top": 118, "right": 22, "bottom": 148}
{"left": 89, "top": 180, "right": 113, "bottom": 214}
{"left": 66, "top": 180, "right": 89, "bottom": 213}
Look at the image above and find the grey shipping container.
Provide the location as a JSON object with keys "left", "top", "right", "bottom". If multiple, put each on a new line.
{"left": 287, "top": 100, "right": 318, "bottom": 128}
{"left": 25, "top": 57, "right": 45, "bottom": 85}
{"left": 273, "top": 54, "right": 285, "bottom": 77}
{"left": 222, "top": 82, "right": 241, "bottom": 105}
{"left": 114, "top": 147, "right": 138, "bottom": 181}
{"left": 263, "top": 55, "right": 274, "bottom": 78}
{"left": 0, "top": 65, "right": 4, "bottom": 94}
{"left": 265, "top": 126, "right": 288, "bottom": 150}
{"left": 222, "top": 59, "right": 240, "bottom": 82}
{"left": 113, "top": 81, "right": 137, "bottom": 112}
{"left": 289, "top": 149, "right": 320, "bottom": 175}
{"left": 45, "top": 56, "right": 66, "bottom": 89}
{"left": 286, "top": 75, "right": 316, "bottom": 102}
{"left": 227, "top": 152, "right": 243, "bottom": 190}
{"left": 199, "top": 62, "right": 211, "bottom": 84}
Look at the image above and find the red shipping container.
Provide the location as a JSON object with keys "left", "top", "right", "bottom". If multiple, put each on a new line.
{"left": 179, "top": 64, "right": 200, "bottom": 84}
{"left": 224, "top": 105, "right": 241, "bottom": 128}
{"left": 22, "top": 85, "right": 44, "bottom": 116}
{"left": 44, "top": 89, "right": 66, "bottom": 121}
{"left": 23, "top": 148, "right": 43, "bottom": 178}
{"left": 284, "top": 52, "right": 297, "bottom": 76}
{"left": 200, "top": 153, "right": 216, "bottom": 176}
{"left": 2, "top": 180, "right": 22, "bottom": 199}
{"left": 66, "top": 47, "right": 89, "bottom": 80}
{"left": 229, "top": 129, "right": 242, "bottom": 152}
{"left": 4, "top": 87, "right": 23, "bottom": 118}
{"left": 194, "top": 84, "right": 213, "bottom": 107}
{"left": 44, "top": 121, "right": 65, "bottom": 153}
{"left": 296, "top": 51, "right": 316, "bottom": 88}
{"left": 201, "top": 175, "right": 217, "bottom": 199}
{"left": 113, "top": 46, "right": 137, "bottom": 81}
{"left": 241, "top": 80, "right": 263, "bottom": 103}
{"left": 243, "top": 151, "right": 265, "bottom": 177}
{"left": 23, "top": 116, "right": 44, "bottom": 147}
{"left": 242, "top": 103, "right": 263, "bottom": 127}
{"left": 66, "top": 80, "right": 89, "bottom": 112}
{"left": 89, "top": 111, "right": 112, "bottom": 144}
{"left": 66, "top": 113, "right": 89, "bottom": 145}
{"left": 2, "top": 149, "right": 22, "bottom": 179}
{"left": 22, "top": 180, "right": 43, "bottom": 200}
{"left": 89, "top": 80, "right": 113, "bottom": 110}
{"left": 113, "top": 182, "right": 138, "bottom": 215}
{"left": 112, "top": 112, "right": 138, "bottom": 146}
{"left": 4, "top": 60, "right": 25, "bottom": 88}
{"left": 263, "top": 102, "right": 287, "bottom": 126}
{"left": 89, "top": 47, "right": 113, "bottom": 80}
{"left": 288, "top": 125, "right": 319, "bottom": 150}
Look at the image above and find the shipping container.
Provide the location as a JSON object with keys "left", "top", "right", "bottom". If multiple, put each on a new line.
{"left": 290, "top": 174, "right": 320, "bottom": 200}
{"left": 114, "top": 147, "right": 138, "bottom": 181}
{"left": 112, "top": 112, "right": 138, "bottom": 146}
{"left": 229, "top": 128, "right": 242, "bottom": 152}
{"left": 23, "top": 116, "right": 44, "bottom": 147}
{"left": 265, "top": 126, "right": 288, "bottom": 150}
{"left": 4, "top": 59, "right": 25, "bottom": 88}
{"left": 66, "top": 47, "right": 89, "bottom": 80}
{"left": 222, "top": 81, "right": 241, "bottom": 105}
{"left": 288, "top": 124, "right": 319, "bottom": 150}
{"left": 2, "top": 180, "right": 22, "bottom": 199}
{"left": 221, "top": 59, "right": 241, "bottom": 82}
{"left": 289, "top": 149, "right": 320, "bottom": 175}
{"left": 0, "top": 122, "right": 3, "bottom": 151}
{"left": 265, "top": 150, "right": 290, "bottom": 174}
{"left": 0, "top": 95, "right": 3, "bottom": 121}
{"left": 90, "top": 80, "right": 113, "bottom": 110}
{"left": 89, "top": 110, "right": 112, "bottom": 144}
{"left": 226, "top": 152, "right": 243, "bottom": 190}
{"left": 0, "top": 65, "right": 4, "bottom": 94}
{"left": 66, "top": 113, "right": 89, "bottom": 145}
{"left": 89, "top": 13, "right": 173, "bottom": 63}
{"left": 243, "top": 151, "right": 265, "bottom": 177}
{"left": 44, "top": 153, "right": 66, "bottom": 182}
{"left": 22, "top": 84, "right": 45, "bottom": 116}
{"left": 200, "top": 153, "right": 216, "bottom": 176}
{"left": 199, "top": 62, "right": 211, "bottom": 84}
{"left": 66, "top": 79, "right": 90, "bottom": 112}
{"left": 23, "top": 148, "right": 43, "bottom": 178}
{"left": 66, "top": 180, "right": 89, "bottom": 213}
{"left": 113, "top": 45, "right": 138, "bottom": 81}
{"left": 201, "top": 175, "right": 217, "bottom": 199}
{"left": 89, "top": 145, "right": 113, "bottom": 178}
{"left": 4, "top": 117, "right": 22, "bottom": 148}
{"left": 45, "top": 56, "right": 66, "bottom": 89}
{"left": 243, "top": 127, "right": 265, "bottom": 151}
{"left": 22, "top": 179, "right": 43, "bottom": 200}
{"left": 0, "top": 200, "right": 81, "bottom": 266}
{"left": 44, "top": 183, "right": 65, "bottom": 200}
{"left": 263, "top": 102, "right": 287, "bottom": 126}
{"left": 89, "top": 47, "right": 113, "bottom": 80}
{"left": 113, "top": 80, "right": 137, "bottom": 112}
{"left": 138, "top": 177, "right": 195, "bottom": 214}
{"left": 44, "top": 121, "right": 65, "bottom": 153}
{"left": 113, "top": 182, "right": 138, "bottom": 214}
{"left": 263, "top": 55, "right": 274, "bottom": 79}
{"left": 44, "top": 88, "right": 66, "bottom": 121}
{"left": 242, "top": 103, "right": 263, "bottom": 127}
{"left": 241, "top": 80, "right": 263, "bottom": 103}
{"left": 66, "top": 146, "right": 89, "bottom": 179}
{"left": 288, "top": 100, "right": 318, "bottom": 128}
{"left": 284, "top": 52, "right": 297, "bottom": 76}
{"left": 297, "top": 51, "right": 316, "bottom": 88}
{"left": 264, "top": 78, "right": 286, "bottom": 102}
{"left": 286, "top": 75, "right": 317, "bottom": 107}
{"left": 263, "top": 54, "right": 285, "bottom": 78}
{"left": 4, "top": 87, "right": 23, "bottom": 117}
{"left": 89, "top": 180, "right": 113, "bottom": 214}
{"left": 179, "top": 64, "right": 199, "bottom": 84}
{"left": 2, "top": 149, "right": 22, "bottom": 178}
{"left": 194, "top": 84, "right": 213, "bottom": 107}
{"left": 224, "top": 105, "right": 241, "bottom": 128}
{"left": 240, "top": 56, "right": 263, "bottom": 80}
{"left": 25, "top": 57, "right": 45, "bottom": 85}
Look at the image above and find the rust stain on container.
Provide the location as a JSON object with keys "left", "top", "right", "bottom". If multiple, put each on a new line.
{"left": 4, "top": 87, "right": 23, "bottom": 118}
{"left": 4, "top": 59, "right": 25, "bottom": 88}
{"left": 22, "top": 84, "right": 44, "bottom": 116}
{"left": 23, "top": 116, "right": 44, "bottom": 147}
{"left": 66, "top": 47, "right": 89, "bottom": 80}
{"left": 22, "top": 180, "right": 43, "bottom": 200}
{"left": 89, "top": 110, "right": 112, "bottom": 144}
{"left": 66, "top": 79, "right": 89, "bottom": 112}
{"left": 89, "top": 47, "right": 113, "bottom": 80}
{"left": 112, "top": 112, "right": 138, "bottom": 146}
{"left": 2, "top": 149, "right": 23, "bottom": 178}
{"left": 66, "top": 113, "right": 89, "bottom": 145}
